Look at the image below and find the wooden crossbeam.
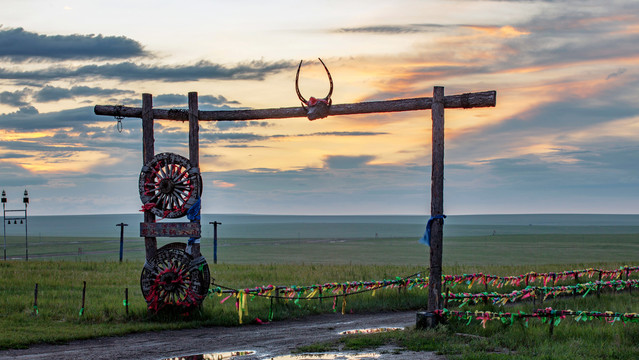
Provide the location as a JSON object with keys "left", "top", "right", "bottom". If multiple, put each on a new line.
{"left": 94, "top": 91, "right": 496, "bottom": 121}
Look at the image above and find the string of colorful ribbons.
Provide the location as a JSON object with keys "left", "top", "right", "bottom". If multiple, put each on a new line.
{"left": 443, "top": 265, "right": 639, "bottom": 289}
{"left": 434, "top": 307, "right": 639, "bottom": 329}
{"left": 210, "top": 265, "right": 638, "bottom": 324}
{"left": 445, "top": 279, "right": 639, "bottom": 307}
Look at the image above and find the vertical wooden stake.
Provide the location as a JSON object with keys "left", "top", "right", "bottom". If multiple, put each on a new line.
{"left": 597, "top": 271, "right": 602, "bottom": 298}
{"left": 33, "top": 283, "right": 38, "bottom": 316}
{"left": 444, "top": 288, "right": 450, "bottom": 308}
{"left": 80, "top": 281, "right": 86, "bottom": 317}
{"left": 142, "top": 93, "right": 156, "bottom": 262}
{"left": 117, "top": 223, "right": 128, "bottom": 262}
{"left": 125, "top": 288, "right": 129, "bottom": 316}
{"left": 427, "top": 86, "right": 445, "bottom": 317}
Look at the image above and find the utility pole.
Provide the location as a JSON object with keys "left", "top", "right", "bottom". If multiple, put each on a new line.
{"left": 116, "top": 223, "right": 128, "bottom": 262}
{"left": 209, "top": 221, "right": 222, "bottom": 264}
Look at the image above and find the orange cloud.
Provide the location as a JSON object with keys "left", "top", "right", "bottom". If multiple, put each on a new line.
{"left": 466, "top": 25, "right": 530, "bottom": 38}
{"left": 213, "top": 180, "right": 236, "bottom": 188}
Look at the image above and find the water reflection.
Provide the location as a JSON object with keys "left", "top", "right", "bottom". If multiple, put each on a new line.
{"left": 162, "top": 350, "right": 255, "bottom": 360}
{"left": 338, "top": 327, "right": 404, "bottom": 335}
{"left": 270, "top": 353, "right": 380, "bottom": 360}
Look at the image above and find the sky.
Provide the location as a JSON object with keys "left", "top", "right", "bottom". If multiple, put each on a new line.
{"left": 0, "top": 0, "right": 638, "bottom": 216}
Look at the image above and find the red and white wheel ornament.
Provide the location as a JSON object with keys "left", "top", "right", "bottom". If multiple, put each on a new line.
{"left": 138, "top": 153, "right": 202, "bottom": 219}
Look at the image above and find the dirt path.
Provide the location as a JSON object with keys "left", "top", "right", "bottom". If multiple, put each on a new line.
{"left": 0, "top": 311, "right": 444, "bottom": 360}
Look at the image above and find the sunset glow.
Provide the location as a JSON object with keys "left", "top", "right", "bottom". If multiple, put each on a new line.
{"left": 1, "top": 0, "right": 638, "bottom": 215}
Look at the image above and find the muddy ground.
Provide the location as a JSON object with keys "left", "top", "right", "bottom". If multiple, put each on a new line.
{"left": 0, "top": 311, "right": 445, "bottom": 360}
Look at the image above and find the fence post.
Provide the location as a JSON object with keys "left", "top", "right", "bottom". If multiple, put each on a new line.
{"left": 597, "top": 271, "right": 602, "bottom": 298}
{"left": 33, "top": 283, "right": 38, "bottom": 315}
{"left": 80, "top": 281, "right": 86, "bottom": 317}
{"left": 125, "top": 288, "right": 129, "bottom": 316}
{"left": 116, "top": 223, "right": 128, "bottom": 262}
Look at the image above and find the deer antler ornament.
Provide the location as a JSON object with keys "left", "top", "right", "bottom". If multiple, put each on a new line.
{"left": 295, "top": 58, "right": 333, "bottom": 121}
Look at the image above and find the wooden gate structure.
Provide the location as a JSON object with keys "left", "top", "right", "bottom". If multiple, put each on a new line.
{"left": 95, "top": 76, "right": 496, "bottom": 315}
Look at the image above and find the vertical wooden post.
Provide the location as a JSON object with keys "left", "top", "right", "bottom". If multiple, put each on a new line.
{"left": 33, "top": 283, "right": 38, "bottom": 315}
{"left": 117, "top": 222, "right": 128, "bottom": 262}
{"left": 597, "top": 271, "right": 602, "bottom": 298}
{"left": 142, "top": 94, "right": 156, "bottom": 262}
{"left": 125, "top": 288, "right": 129, "bottom": 316}
{"left": 80, "top": 281, "right": 86, "bottom": 317}
{"left": 188, "top": 92, "right": 201, "bottom": 258}
{"left": 210, "top": 221, "right": 221, "bottom": 264}
{"left": 427, "top": 86, "right": 445, "bottom": 316}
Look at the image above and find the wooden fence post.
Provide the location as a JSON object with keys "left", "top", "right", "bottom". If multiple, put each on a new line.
{"left": 80, "top": 281, "right": 86, "bottom": 317}
{"left": 33, "top": 283, "right": 38, "bottom": 315}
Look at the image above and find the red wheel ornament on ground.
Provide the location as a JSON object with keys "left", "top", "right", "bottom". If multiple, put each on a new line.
{"left": 141, "top": 243, "right": 210, "bottom": 312}
{"left": 139, "top": 153, "right": 202, "bottom": 219}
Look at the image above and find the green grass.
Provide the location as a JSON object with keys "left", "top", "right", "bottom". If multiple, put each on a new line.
{"left": 294, "top": 291, "right": 639, "bottom": 359}
{"left": 0, "top": 260, "right": 430, "bottom": 349}
{"left": 1, "top": 229, "right": 639, "bottom": 358}
{"left": 5, "top": 233, "right": 639, "bottom": 265}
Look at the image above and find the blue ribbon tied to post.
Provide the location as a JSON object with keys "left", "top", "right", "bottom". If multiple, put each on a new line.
{"left": 187, "top": 198, "right": 201, "bottom": 246}
{"left": 419, "top": 214, "right": 446, "bottom": 247}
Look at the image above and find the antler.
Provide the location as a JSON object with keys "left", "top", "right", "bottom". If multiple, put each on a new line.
{"left": 318, "top": 58, "right": 333, "bottom": 102}
{"left": 295, "top": 58, "right": 333, "bottom": 105}
{"left": 295, "top": 60, "right": 307, "bottom": 104}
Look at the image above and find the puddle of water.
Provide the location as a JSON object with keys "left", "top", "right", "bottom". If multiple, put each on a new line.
{"left": 161, "top": 350, "right": 255, "bottom": 360}
{"left": 271, "top": 353, "right": 380, "bottom": 360}
{"left": 339, "top": 327, "right": 404, "bottom": 335}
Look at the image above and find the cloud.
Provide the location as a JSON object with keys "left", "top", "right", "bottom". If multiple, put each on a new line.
{"left": 153, "top": 93, "right": 241, "bottom": 108}
{"left": 0, "top": 162, "right": 48, "bottom": 186}
{"left": 324, "top": 155, "right": 375, "bottom": 169}
{"left": 0, "top": 106, "right": 106, "bottom": 131}
{"left": 33, "top": 85, "right": 135, "bottom": 102}
{"left": 0, "top": 59, "right": 295, "bottom": 82}
{"left": 338, "top": 24, "right": 443, "bottom": 34}
{"left": 200, "top": 161, "right": 430, "bottom": 214}
{"left": 606, "top": 68, "right": 627, "bottom": 80}
{"left": 0, "top": 27, "right": 146, "bottom": 61}
{"left": 0, "top": 88, "right": 30, "bottom": 106}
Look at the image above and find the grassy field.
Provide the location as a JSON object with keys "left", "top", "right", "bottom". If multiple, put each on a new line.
{"left": 1, "top": 227, "right": 639, "bottom": 358}
{"left": 4, "top": 232, "right": 639, "bottom": 266}
{"left": 1, "top": 259, "right": 638, "bottom": 358}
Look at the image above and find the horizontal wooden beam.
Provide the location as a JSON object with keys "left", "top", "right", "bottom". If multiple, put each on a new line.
{"left": 94, "top": 90, "right": 496, "bottom": 121}
{"left": 140, "top": 222, "right": 201, "bottom": 237}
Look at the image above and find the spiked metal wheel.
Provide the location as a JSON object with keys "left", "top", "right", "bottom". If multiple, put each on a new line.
{"left": 141, "top": 243, "right": 210, "bottom": 312}
{"left": 139, "top": 153, "right": 202, "bottom": 219}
